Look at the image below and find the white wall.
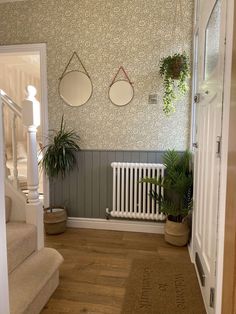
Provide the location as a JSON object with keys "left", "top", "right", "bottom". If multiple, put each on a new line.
{"left": 0, "top": 55, "right": 40, "bottom": 145}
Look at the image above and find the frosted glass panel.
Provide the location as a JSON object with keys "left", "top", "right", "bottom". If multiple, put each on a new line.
{"left": 204, "top": 0, "right": 221, "bottom": 80}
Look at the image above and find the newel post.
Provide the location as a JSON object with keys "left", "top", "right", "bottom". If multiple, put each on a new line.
{"left": 22, "top": 86, "right": 44, "bottom": 250}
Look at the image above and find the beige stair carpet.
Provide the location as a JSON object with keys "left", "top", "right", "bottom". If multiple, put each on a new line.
{"left": 5, "top": 196, "right": 11, "bottom": 222}
{"left": 9, "top": 247, "right": 63, "bottom": 314}
{"left": 7, "top": 222, "right": 37, "bottom": 273}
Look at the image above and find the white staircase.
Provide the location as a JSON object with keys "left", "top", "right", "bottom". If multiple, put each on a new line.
{"left": 0, "top": 87, "right": 63, "bottom": 314}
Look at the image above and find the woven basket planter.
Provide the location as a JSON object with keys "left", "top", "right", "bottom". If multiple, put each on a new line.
{"left": 44, "top": 206, "right": 67, "bottom": 235}
{"left": 164, "top": 217, "right": 189, "bottom": 246}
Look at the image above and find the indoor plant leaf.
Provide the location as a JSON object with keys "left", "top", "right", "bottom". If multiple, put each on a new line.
{"left": 40, "top": 115, "right": 80, "bottom": 178}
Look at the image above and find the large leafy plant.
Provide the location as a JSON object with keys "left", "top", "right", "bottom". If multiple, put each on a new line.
{"left": 159, "top": 52, "right": 190, "bottom": 116}
{"left": 40, "top": 116, "right": 80, "bottom": 178}
{"left": 142, "top": 150, "right": 193, "bottom": 222}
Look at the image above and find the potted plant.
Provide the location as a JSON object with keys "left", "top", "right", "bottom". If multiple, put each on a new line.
{"left": 159, "top": 52, "right": 190, "bottom": 116}
{"left": 142, "top": 150, "right": 193, "bottom": 246}
{"left": 40, "top": 116, "right": 80, "bottom": 234}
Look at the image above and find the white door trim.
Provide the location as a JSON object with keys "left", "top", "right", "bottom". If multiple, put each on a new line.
{"left": 190, "top": 0, "right": 235, "bottom": 313}
{"left": 215, "top": 0, "right": 234, "bottom": 312}
{"left": 0, "top": 43, "right": 50, "bottom": 207}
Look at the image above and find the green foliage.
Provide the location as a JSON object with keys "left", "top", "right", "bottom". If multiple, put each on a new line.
{"left": 159, "top": 52, "right": 190, "bottom": 116}
{"left": 142, "top": 150, "right": 193, "bottom": 221}
{"left": 40, "top": 116, "right": 80, "bottom": 178}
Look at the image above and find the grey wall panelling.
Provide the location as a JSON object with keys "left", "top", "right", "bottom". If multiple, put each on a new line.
{"left": 50, "top": 150, "right": 167, "bottom": 218}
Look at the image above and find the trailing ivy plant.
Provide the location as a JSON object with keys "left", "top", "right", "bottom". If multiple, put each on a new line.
{"left": 159, "top": 52, "right": 190, "bottom": 116}
{"left": 40, "top": 116, "right": 80, "bottom": 178}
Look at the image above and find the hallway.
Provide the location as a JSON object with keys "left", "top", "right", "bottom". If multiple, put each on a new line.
{"left": 42, "top": 228, "right": 205, "bottom": 314}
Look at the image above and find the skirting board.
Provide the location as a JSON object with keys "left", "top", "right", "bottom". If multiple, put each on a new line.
{"left": 188, "top": 242, "right": 194, "bottom": 263}
{"left": 67, "top": 217, "right": 165, "bottom": 234}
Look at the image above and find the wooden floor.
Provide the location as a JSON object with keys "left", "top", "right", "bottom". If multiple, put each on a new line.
{"left": 41, "top": 228, "right": 191, "bottom": 314}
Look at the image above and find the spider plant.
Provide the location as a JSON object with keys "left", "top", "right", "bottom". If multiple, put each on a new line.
{"left": 142, "top": 150, "right": 193, "bottom": 222}
{"left": 40, "top": 116, "right": 80, "bottom": 178}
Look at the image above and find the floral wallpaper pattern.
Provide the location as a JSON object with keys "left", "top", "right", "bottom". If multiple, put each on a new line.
{"left": 0, "top": 0, "right": 193, "bottom": 150}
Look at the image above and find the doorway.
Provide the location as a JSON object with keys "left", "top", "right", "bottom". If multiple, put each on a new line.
{"left": 191, "top": 0, "right": 235, "bottom": 313}
{"left": 0, "top": 43, "right": 49, "bottom": 206}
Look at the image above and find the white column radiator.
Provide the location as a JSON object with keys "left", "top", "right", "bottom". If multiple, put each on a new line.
{"left": 107, "top": 162, "right": 165, "bottom": 221}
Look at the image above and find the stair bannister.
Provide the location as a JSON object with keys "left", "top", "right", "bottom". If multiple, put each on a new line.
{"left": 0, "top": 89, "right": 22, "bottom": 185}
{"left": 11, "top": 112, "right": 19, "bottom": 189}
{"left": 22, "top": 85, "right": 44, "bottom": 250}
{"left": 1, "top": 100, "right": 8, "bottom": 179}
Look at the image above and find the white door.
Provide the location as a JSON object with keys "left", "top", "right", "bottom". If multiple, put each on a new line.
{"left": 192, "top": 0, "right": 226, "bottom": 312}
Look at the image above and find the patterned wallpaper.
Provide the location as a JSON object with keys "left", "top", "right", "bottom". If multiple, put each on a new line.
{"left": 0, "top": 0, "right": 193, "bottom": 150}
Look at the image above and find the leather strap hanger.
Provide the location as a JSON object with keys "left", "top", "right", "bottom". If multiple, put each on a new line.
{"left": 110, "top": 66, "right": 133, "bottom": 86}
{"left": 60, "top": 51, "right": 90, "bottom": 79}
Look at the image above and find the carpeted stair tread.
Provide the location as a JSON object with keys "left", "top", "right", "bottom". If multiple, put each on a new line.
{"left": 7, "top": 222, "right": 37, "bottom": 273}
{"left": 9, "top": 247, "right": 63, "bottom": 314}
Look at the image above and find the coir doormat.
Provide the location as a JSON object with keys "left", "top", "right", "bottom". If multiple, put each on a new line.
{"left": 122, "top": 258, "right": 206, "bottom": 314}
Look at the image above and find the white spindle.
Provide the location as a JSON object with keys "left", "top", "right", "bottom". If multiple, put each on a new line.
{"left": 11, "top": 112, "right": 18, "bottom": 188}
{"left": 22, "top": 85, "right": 44, "bottom": 250}
{"left": 1, "top": 103, "right": 8, "bottom": 179}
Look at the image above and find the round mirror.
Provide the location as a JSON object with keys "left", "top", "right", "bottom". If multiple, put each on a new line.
{"left": 59, "top": 70, "right": 92, "bottom": 107}
{"left": 109, "top": 80, "right": 134, "bottom": 106}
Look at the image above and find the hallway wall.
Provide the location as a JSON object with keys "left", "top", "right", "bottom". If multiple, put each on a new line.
{"left": 50, "top": 149, "right": 167, "bottom": 218}
{"left": 0, "top": 0, "right": 193, "bottom": 150}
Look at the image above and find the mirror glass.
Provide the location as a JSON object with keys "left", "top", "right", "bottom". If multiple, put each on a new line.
{"left": 109, "top": 80, "right": 134, "bottom": 106}
{"left": 59, "top": 70, "right": 92, "bottom": 107}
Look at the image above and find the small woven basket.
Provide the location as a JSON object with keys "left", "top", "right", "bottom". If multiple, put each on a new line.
{"left": 44, "top": 206, "right": 67, "bottom": 235}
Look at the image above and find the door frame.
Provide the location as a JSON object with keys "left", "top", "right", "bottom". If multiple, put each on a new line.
{"left": 0, "top": 43, "right": 50, "bottom": 207}
{"left": 0, "top": 97, "right": 10, "bottom": 314}
{"left": 221, "top": 0, "right": 236, "bottom": 312}
{"left": 190, "top": 0, "right": 235, "bottom": 313}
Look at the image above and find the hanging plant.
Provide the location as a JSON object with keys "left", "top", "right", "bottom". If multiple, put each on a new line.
{"left": 159, "top": 52, "right": 190, "bottom": 116}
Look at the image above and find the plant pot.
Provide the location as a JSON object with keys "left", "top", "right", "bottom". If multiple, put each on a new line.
{"left": 44, "top": 206, "right": 67, "bottom": 235}
{"left": 164, "top": 217, "right": 189, "bottom": 246}
{"left": 170, "top": 57, "right": 184, "bottom": 80}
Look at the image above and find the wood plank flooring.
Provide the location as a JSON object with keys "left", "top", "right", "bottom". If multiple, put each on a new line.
{"left": 41, "top": 228, "right": 193, "bottom": 314}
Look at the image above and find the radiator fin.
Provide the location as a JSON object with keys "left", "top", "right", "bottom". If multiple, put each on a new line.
{"left": 110, "top": 162, "right": 165, "bottom": 221}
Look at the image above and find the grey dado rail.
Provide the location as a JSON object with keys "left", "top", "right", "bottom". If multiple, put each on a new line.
{"left": 50, "top": 150, "right": 167, "bottom": 218}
